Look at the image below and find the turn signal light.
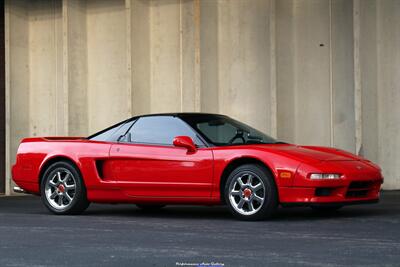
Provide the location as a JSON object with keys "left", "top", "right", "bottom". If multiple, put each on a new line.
{"left": 280, "top": 171, "right": 292, "bottom": 179}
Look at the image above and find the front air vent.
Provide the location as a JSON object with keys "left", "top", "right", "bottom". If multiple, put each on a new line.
{"left": 315, "top": 187, "right": 333, "bottom": 197}
{"left": 95, "top": 160, "right": 104, "bottom": 179}
{"left": 346, "top": 181, "right": 376, "bottom": 198}
{"left": 348, "top": 181, "right": 373, "bottom": 189}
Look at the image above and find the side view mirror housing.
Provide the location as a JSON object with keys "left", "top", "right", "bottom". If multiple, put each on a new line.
{"left": 173, "top": 136, "right": 197, "bottom": 153}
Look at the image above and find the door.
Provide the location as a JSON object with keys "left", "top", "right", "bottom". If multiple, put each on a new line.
{"left": 106, "top": 116, "right": 214, "bottom": 198}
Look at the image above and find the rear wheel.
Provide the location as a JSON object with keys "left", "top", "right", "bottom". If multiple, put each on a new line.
{"left": 224, "top": 164, "right": 278, "bottom": 221}
{"left": 41, "top": 161, "right": 90, "bottom": 215}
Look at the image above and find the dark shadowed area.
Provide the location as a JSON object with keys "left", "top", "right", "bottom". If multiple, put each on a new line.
{"left": 0, "top": 0, "right": 5, "bottom": 194}
{"left": 0, "top": 191, "right": 399, "bottom": 267}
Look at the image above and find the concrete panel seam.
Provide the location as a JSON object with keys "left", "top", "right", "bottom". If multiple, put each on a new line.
{"left": 126, "top": 0, "right": 132, "bottom": 116}
{"left": 353, "top": 0, "right": 362, "bottom": 155}
{"left": 269, "top": 0, "right": 277, "bottom": 138}
{"left": 329, "top": 0, "right": 334, "bottom": 147}
{"left": 62, "top": 0, "right": 69, "bottom": 135}
{"left": 194, "top": 0, "right": 201, "bottom": 112}
{"left": 179, "top": 0, "right": 183, "bottom": 112}
{"left": 4, "top": 0, "right": 11, "bottom": 195}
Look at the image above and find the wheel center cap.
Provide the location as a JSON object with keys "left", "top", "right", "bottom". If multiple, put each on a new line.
{"left": 57, "top": 184, "right": 65, "bottom": 193}
{"left": 243, "top": 188, "right": 252, "bottom": 198}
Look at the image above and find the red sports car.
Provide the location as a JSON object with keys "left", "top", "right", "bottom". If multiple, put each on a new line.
{"left": 12, "top": 113, "right": 383, "bottom": 220}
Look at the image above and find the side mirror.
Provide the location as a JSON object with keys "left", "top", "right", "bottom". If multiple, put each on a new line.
{"left": 173, "top": 136, "right": 197, "bottom": 153}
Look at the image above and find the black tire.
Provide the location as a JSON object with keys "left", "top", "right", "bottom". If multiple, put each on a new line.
{"left": 224, "top": 164, "right": 278, "bottom": 221}
{"left": 40, "top": 161, "right": 90, "bottom": 215}
{"left": 136, "top": 204, "right": 166, "bottom": 210}
{"left": 311, "top": 205, "right": 343, "bottom": 213}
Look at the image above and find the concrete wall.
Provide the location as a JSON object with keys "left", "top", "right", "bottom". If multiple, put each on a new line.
{"left": 4, "top": 0, "right": 400, "bottom": 193}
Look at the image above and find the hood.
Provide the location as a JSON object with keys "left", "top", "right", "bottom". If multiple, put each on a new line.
{"left": 259, "top": 144, "right": 360, "bottom": 163}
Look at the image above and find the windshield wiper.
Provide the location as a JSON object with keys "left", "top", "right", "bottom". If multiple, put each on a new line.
{"left": 246, "top": 140, "right": 267, "bottom": 144}
{"left": 247, "top": 134, "right": 263, "bottom": 140}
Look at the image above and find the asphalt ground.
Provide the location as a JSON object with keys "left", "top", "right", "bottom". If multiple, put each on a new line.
{"left": 0, "top": 191, "right": 399, "bottom": 267}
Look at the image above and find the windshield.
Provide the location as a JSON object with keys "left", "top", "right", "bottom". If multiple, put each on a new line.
{"left": 180, "top": 114, "right": 277, "bottom": 146}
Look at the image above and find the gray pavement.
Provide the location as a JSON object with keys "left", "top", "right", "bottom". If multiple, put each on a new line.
{"left": 0, "top": 192, "right": 399, "bottom": 267}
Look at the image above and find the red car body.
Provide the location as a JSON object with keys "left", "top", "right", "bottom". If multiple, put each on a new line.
{"left": 12, "top": 135, "right": 383, "bottom": 206}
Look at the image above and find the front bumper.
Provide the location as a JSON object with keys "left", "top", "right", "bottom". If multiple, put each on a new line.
{"left": 278, "top": 159, "right": 384, "bottom": 205}
{"left": 279, "top": 178, "right": 383, "bottom": 204}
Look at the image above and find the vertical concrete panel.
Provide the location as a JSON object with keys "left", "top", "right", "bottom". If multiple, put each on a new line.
{"left": 269, "top": 0, "right": 277, "bottom": 138}
{"left": 292, "top": 0, "right": 331, "bottom": 146}
{"left": 277, "top": 0, "right": 331, "bottom": 145}
{"left": 181, "top": 0, "right": 201, "bottom": 112}
{"left": 65, "top": 0, "right": 88, "bottom": 136}
{"left": 54, "top": 2, "right": 64, "bottom": 136}
{"left": 359, "top": 0, "right": 378, "bottom": 162}
{"left": 150, "top": 0, "right": 181, "bottom": 112}
{"left": 217, "top": 0, "right": 271, "bottom": 132}
{"left": 86, "top": 0, "right": 129, "bottom": 133}
{"left": 7, "top": 1, "right": 30, "bottom": 194}
{"left": 200, "top": 0, "right": 219, "bottom": 113}
{"left": 377, "top": 0, "right": 400, "bottom": 189}
{"left": 28, "top": 0, "right": 62, "bottom": 137}
{"left": 131, "top": 0, "right": 151, "bottom": 115}
{"left": 331, "top": 0, "right": 355, "bottom": 152}
{"left": 276, "top": 0, "right": 296, "bottom": 142}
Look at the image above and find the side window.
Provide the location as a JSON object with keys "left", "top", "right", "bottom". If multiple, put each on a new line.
{"left": 126, "top": 116, "right": 203, "bottom": 146}
{"left": 197, "top": 121, "right": 238, "bottom": 144}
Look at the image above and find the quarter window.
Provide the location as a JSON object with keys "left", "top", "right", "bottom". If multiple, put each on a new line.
{"left": 88, "top": 120, "right": 135, "bottom": 142}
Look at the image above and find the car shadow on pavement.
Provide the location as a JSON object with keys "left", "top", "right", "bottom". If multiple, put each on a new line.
{"left": 80, "top": 203, "right": 392, "bottom": 221}
{"left": 1, "top": 194, "right": 398, "bottom": 222}
{"left": 81, "top": 191, "right": 400, "bottom": 221}
{"left": 274, "top": 205, "right": 392, "bottom": 221}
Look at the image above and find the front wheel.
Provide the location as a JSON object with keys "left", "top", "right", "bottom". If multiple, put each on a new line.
{"left": 224, "top": 164, "right": 278, "bottom": 221}
{"left": 41, "top": 161, "right": 90, "bottom": 215}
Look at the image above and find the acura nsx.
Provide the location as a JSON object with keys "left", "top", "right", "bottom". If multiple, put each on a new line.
{"left": 12, "top": 113, "right": 383, "bottom": 220}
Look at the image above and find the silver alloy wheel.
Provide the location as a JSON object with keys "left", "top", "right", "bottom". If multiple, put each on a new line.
{"left": 45, "top": 168, "right": 76, "bottom": 210}
{"left": 228, "top": 172, "right": 266, "bottom": 216}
